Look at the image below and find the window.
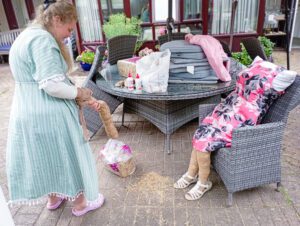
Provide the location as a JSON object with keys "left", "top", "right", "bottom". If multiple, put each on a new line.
{"left": 76, "top": 0, "right": 103, "bottom": 42}
{"left": 101, "top": 0, "right": 124, "bottom": 22}
{"left": 264, "top": 0, "right": 282, "bottom": 30}
{"left": 11, "top": 0, "right": 29, "bottom": 28}
{"left": 208, "top": 0, "right": 259, "bottom": 34}
{"left": 152, "top": 0, "right": 179, "bottom": 22}
{"left": 130, "top": 0, "right": 150, "bottom": 22}
{"left": 184, "top": 0, "right": 202, "bottom": 20}
{"left": 183, "top": 0, "right": 203, "bottom": 34}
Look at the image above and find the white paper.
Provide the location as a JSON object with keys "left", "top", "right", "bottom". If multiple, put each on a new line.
{"left": 187, "top": 65, "right": 194, "bottom": 74}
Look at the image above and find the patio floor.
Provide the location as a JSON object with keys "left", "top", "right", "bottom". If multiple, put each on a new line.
{"left": 0, "top": 50, "right": 300, "bottom": 226}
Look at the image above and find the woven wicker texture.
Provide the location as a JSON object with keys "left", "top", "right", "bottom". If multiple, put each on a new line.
{"left": 82, "top": 45, "right": 122, "bottom": 137}
{"left": 107, "top": 35, "right": 137, "bottom": 65}
{"left": 198, "top": 75, "right": 300, "bottom": 206}
{"left": 158, "top": 32, "right": 188, "bottom": 46}
{"left": 241, "top": 37, "right": 268, "bottom": 60}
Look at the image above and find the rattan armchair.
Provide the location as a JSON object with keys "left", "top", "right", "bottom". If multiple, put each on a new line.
{"left": 198, "top": 76, "right": 300, "bottom": 206}
{"left": 107, "top": 35, "right": 138, "bottom": 65}
{"left": 158, "top": 32, "right": 188, "bottom": 45}
{"left": 82, "top": 45, "right": 122, "bottom": 138}
{"left": 241, "top": 37, "right": 268, "bottom": 60}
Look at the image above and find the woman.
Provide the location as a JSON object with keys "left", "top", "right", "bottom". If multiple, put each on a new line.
{"left": 6, "top": 0, "right": 103, "bottom": 216}
{"left": 174, "top": 57, "right": 297, "bottom": 200}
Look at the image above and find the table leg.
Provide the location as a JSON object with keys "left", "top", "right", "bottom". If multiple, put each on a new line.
{"left": 166, "top": 134, "right": 171, "bottom": 154}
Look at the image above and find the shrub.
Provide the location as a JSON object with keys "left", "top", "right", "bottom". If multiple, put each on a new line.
{"left": 103, "top": 13, "right": 142, "bottom": 39}
{"left": 232, "top": 36, "right": 275, "bottom": 66}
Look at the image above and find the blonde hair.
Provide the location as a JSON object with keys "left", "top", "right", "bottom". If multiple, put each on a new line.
{"left": 33, "top": 0, "right": 77, "bottom": 72}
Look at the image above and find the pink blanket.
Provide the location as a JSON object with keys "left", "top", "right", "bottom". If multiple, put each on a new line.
{"left": 185, "top": 34, "right": 231, "bottom": 82}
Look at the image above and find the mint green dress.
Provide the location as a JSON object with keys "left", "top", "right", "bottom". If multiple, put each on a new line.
{"left": 6, "top": 26, "right": 99, "bottom": 204}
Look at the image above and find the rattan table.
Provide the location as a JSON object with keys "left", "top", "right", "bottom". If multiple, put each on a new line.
{"left": 96, "top": 69, "right": 238, "bottom": 154}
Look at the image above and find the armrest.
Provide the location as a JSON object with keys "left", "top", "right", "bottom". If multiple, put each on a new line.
{"left": 198, "top": 104, "right": 218, "bottom": 124}
{"left": 230, "top": 121, "right": 285, "bottom": 155}
{"left": 213, "top": 122, "right": 285, "bottom": 173}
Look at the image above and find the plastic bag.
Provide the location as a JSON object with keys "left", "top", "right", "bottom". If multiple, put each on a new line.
{"left": 99, "top": 139, "right": 136, "bottom": 177}
{"left": 136, "top": 49, "right": 171, "bottom": 93}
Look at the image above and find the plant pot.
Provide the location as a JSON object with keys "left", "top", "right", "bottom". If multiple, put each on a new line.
{"left": 80, "top": 62, "right": 92, "bottom": 71}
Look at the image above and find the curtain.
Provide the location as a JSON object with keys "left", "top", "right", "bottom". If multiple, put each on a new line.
{"left": 75, "top": 0, "right": 103, "bottom": 42}
{"left": 184, "top": 0, "right": 202, "bottom": 20}
{"left": 211, "top": 0, "right": 259, "bottom": 34}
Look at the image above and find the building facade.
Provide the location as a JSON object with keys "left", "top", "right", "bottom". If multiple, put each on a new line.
{"left": 1, "top": 0, "right": 299, "bottom": 53}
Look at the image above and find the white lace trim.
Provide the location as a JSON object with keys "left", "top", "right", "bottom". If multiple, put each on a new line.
{"left": 7, "top": 190, "right": 85, "bottom": 207}
{"left": 38, "top": 74, "right": 66, "bottom": 89}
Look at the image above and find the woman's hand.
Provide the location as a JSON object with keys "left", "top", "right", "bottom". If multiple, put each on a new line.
{"left": 76, "top": 88, "right": 92, "bottom": 102}
{"left": 75, "top": 88, "right": 93, "bottom": 108}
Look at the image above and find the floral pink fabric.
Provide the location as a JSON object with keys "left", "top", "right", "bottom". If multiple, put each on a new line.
{"left": 192, "top": 58, "right": 284, "bottom": 152}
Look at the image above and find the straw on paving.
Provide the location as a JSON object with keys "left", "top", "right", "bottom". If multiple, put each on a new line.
{"left": 127, "top": 172, "right": 172, "bottom": 200}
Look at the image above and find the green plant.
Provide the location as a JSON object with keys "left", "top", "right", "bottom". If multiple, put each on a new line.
{"left": 232, "top": 36, "right": 275, "bottom": 66}
{"left": 103, "top": 13, "right": 142, "bottom": 39}
{"left": 75, "top": 50, "right": 95, "bottom": 64}
{"left": 134, "top": 40, "right": 144, "bottom": 53}
{"left": 258, "top": 36, "right": 275, "bottom": 57}
{"left": 232, "top": 45, "right": 252, "bottom": 66}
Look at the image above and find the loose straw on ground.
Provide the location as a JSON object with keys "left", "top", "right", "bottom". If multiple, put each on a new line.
{"left": 127, "top": 172, "right": 172, "bottom": 199}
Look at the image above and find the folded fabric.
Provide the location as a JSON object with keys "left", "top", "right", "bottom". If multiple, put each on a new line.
{"left": 169, "top": 61, "right": 212, "bottom": 69}
{"left": 160, "top": 40, "right": 204, "bottom": 53}
{"left": 185, "top": 34, "right": 231, "bottom": 82}
{"left": 171, "top": 58, "right": 209, "bottom": 64}
{"left": 170, "top": 65, "right": 212, "bottom": 73}
{"left": 171, "top": 52, "right": 206, "bottom": 60}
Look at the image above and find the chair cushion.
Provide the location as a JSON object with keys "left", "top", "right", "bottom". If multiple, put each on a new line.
{"left": 273, "top": 70, "right": 297, "bottom": 92}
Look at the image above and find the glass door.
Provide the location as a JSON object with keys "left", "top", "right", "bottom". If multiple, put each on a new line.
{"left": 76, "top": 0, "right": 103, "bottom": 42}
{"left": 11, "top": 0, "right": 29, "bottom": 28}
{"left": 208, "top": 0, "right": 259, "bottom": 34}
{"left": 290, "top": 0, "right": 300, "bottom": 49}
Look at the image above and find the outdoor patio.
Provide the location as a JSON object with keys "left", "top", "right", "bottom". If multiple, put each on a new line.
{"left": 0, "top": 50, "right": 300, "bottom": 226}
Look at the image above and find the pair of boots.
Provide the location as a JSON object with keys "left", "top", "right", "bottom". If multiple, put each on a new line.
{"left": 174, "top": 149, "right": 212, "bottom": 200}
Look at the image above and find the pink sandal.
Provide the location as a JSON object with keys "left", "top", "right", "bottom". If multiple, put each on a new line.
{"left": 72, "top": 193, "right": 105, "bottom": 217}
{"left": 47, "top": 197, "right": 65, "bottom": 210}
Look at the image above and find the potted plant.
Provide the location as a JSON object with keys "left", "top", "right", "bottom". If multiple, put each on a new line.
{"left": 76, "top": 50, "right": 95, "bottom": 71}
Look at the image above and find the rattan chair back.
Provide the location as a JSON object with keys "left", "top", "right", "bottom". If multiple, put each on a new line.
{"left": 107, "top": 35, "right": 137, "bottom": 65}
{"left": 83, "top": 45, "right": 106, "bottom": 84}
{"left": 219, "top": 40, "right": 232, "bottom": 57}
{"left": 241, "top": 37, "right": 268, "bottom": 60}
{"left": 158, "top": 32, "right": 187, "bottom": 45}
{"left": 262, "top": 75, "right": 300, "bottom": 124}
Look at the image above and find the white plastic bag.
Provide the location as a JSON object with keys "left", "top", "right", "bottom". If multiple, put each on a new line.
{"left": 136, "top": 49, "right": 171, "bottom": 93}
{"left": 99, "top": 139, "right": 136, "bottom": 177}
